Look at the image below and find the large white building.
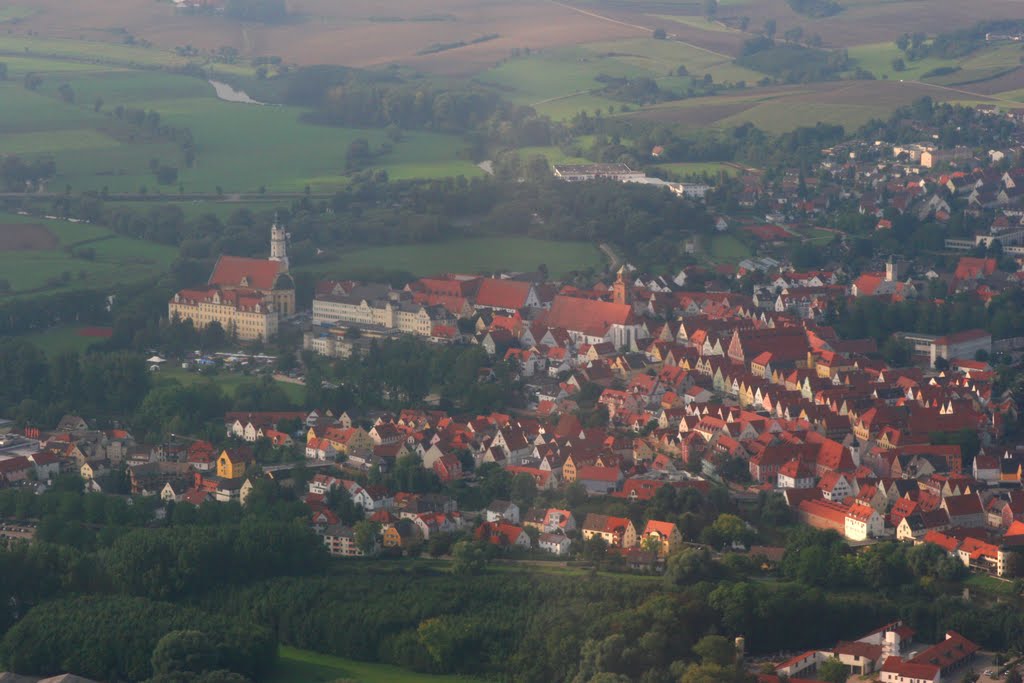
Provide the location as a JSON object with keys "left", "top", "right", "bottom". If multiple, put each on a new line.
{"left": 168, "top": 222, "right": 295, "bottom": 341}
{"left": 312, "top": 284, "right": 454, "bottom": 336}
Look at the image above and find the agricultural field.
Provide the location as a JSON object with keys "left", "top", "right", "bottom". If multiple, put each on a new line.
{"left": 296, "top": 237, "right": 605, "bottom": 279}
{"left": 269, "top": 646, "right": 481, "bottom": 683}
{"left": 0, "top": 211, "right": 177, "bottom": 297}
{"left": 626, "top": 79, "right": 997, "bottom": 132}
{"left": 2, "top": 0, "right": 640, "bottom": 76}
{"left": 0, "top": 59, "right": 481, "bottom": 194}
{"left": 476, "top": 37, "right": 761, "bottom": 120}
{"left": 848, "top": 41, "right": 1023, "bottom": 85}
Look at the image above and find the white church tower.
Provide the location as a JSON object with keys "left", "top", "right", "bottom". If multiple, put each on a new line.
{"left": 269, "top": 217, "right": 289, "bottom": 272}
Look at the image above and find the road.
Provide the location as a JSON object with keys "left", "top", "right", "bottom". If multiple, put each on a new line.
{"left": 599, "top": 242, "right": 621, "bottom": 270}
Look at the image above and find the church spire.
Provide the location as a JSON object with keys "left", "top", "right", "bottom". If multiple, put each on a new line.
{"left": 612, "top": 265, "right": 629, "bottom": 306}
{"left": 269, "top": 216, "right": 288, "bottom": 272}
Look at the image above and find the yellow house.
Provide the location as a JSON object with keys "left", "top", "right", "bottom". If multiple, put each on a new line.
{"left": 383, "top": 520, "right": 419, "bottom": 549}
{"left": 217, "top": 448, "right": 253, "bottom": 479}
{"left": 641, "top": 520, "right": 682, "bottom": 557}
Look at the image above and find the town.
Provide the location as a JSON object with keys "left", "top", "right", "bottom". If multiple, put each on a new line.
{"left": 8, "top": 98, "right": 1024, "bottom": 681}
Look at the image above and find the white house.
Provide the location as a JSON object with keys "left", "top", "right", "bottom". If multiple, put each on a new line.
{"left": 538, "top": 532, "right": 572, "bottom": 556}
{"left": 484, "top": 500, "right": 520, "bottom": 524}
{"left": 845, "top": 504, "right": 884, "bottom": 542}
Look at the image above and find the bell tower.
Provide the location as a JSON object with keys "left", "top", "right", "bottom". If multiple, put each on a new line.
{"left": 270, "top": 216, "right": 289, "bottom": 272}
{"left": 612, "top": 265, "right": 630, "bottom": 306}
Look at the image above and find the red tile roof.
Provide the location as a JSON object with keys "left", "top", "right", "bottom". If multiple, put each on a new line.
{"left": 544, "top": 295, "right": 636, "bottom": 338}
{"left": 208, "top": 255, "right": 285, "bottom": 290}
{"left": 475, "top": 279, "right": 533, "bottom": 310}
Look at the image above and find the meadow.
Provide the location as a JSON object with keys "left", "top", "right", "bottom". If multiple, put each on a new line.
{"left": 296, "top": 237, "right": 605, "bottom": 279}
{"left": 709, "top": 233, "right": 752, "bottom": 261}
{"left": 475, "top": 37, "right": 761, "bottom": 121}
{"left": 654, "top": 161, "right": 739, "bottom": 178}
{"left": 0, "top": 54, "right": 483, "bottom": 195}
{"left": 0, "top": 211, "right": 178, "bottom": 297}
{"left": 269, "top": 646, "right": 481, "bottom": 683}
{"left": 156, "top": 367, "right": 306, "bottom": 405}
{"left": 16, "top": 326, "right": 108, "bottom": 358}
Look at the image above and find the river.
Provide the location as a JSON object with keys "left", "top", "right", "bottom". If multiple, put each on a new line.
{"left": 208, "top": 80, "right": 264, "bottom": 105}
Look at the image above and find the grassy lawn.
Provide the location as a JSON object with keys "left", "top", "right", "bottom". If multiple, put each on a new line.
{"left": 654, "top": 161, "right": 738, "bottom": 178}
{"left": 157, "top": 367, "right": 305, "bottom": 405}
{"left": 966, "top": 573, "right": 1019, "bottom": 597}
{"left": 0, "top": 211, "right": 177, "bottom": 297}
{"left": 709, "top": 234, "right": 752, "bottom": 261}
{"left": 269, "top": 646, "right": 480, "bottom": 683}
{"left": 510, "top": 145, "right": 592, "bottom": 165}
{"left": 16, "top": 326, "right": 106, "bottom": 357}
{"left": 297, "top": 237, "right": 605, "bottom": 279}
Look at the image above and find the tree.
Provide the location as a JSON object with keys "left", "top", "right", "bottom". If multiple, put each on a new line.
{"left": 652, "top": 28, "right": 667, "bottom": 39}
{"left": 896, "top": 33, "right": 910, "bottom": 51}
{"left": 703, "top": 0, "right": 718, "bottom": 18}
{"left": 763, "top": 19, "right": 776, "bottom": 39}
{"left": 892, "top": 57, "right": 906, "bottom": 72}
{"left": 511, "top": 472, "right": 537, "bottom": 508}
{"left": 583, "top": 535, "right": 608, "bottom": 562}
{"left": 817, "top": 657, "right": 847, "bottom": 683}
{"left": 0, "top": 63, "right": 7, "bottom": 81}
{"left": 664, "top": 547, "right": 717, "bottom": 587}
{"left": 693, "top": 635, "right": 735, "bottom": 667}
{"left": 640, "top": 534, "right": 663, "bottom": 556}
{"left": 151, "top": 630, "right": 218, "bottom": 676}
{"left": 345, "top": 138, "right": 372, "bottom": 171}
{"left": 451, "top": 540, "right": 488, "bottom": 575}
{"left": 23, "top": 73, "right": 42, "bottom": 90}
{"left": 353, "top": 520, "right": 379, "bottom": 554}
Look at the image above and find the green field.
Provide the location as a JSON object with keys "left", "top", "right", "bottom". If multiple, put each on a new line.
{"left": 0, "top": 6, "right": 38, "bottom": 22}
{"left": 0, "top": 48, "right": 482, "bottom": 194}
{"left": 716, "top": 99, "right": 889, "bottom": 133}
{"left": 476, "top": 38, "right": 760, "bottom": 121}
{"left": 17, "top": 326, "right": 106, "bottom": 357}
{"left": 297, "top": 237, "right": 605, "bottom": 279}
{"left": 848, "top": 42, "right": 1022, "bottom": 83}
{"left": 654, "top": 161, "right": 739, "bottom": 178}
{"left": 269, "top": 646, "right": 480, "bottom": 683}
{"left": 709, "top": 234, "right": 752, "bottom": 261}
{"left": 0, "top": 35, "right": 189, "bottom": 69}
{"left": 157, "top": 367, "right": 305, "bottom": 405}
{"left": 510, "top": 145, "right": 592, "bottom": 165}
{"left": 0, "top": 211, "right": 177, "bottom": 297}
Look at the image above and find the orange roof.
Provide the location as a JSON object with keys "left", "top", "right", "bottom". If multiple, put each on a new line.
{"left": 209, "top": 255, "right": 285, "bottom": 290}
{"left": 643, "top": 519, "right": 678, "bottom": 537}
{"left": 475, "top": 279, "right": 533, "bottom": 310}
{"left": 544, "top": 295, "right": 636, "bottom": 338}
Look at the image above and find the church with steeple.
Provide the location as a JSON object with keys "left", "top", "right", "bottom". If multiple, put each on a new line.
{"left": 168, "top": 221, "right": 295, "bottom": 341}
